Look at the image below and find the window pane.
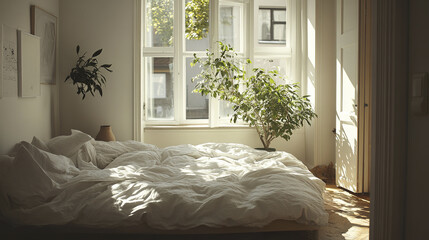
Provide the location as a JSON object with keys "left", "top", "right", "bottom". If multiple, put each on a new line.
{"left": 253, "top": 57, "right": 291, "bottom": 84}
{"left": 273, "top": 24, "right": 286, "bottom": 41}
{"left": 273, "top": 9, "right": 286, "bottom": 21}
{"left": 185, "top": 0, "right": 210, "bottom": 52}
{"left": 219, "top": 100, "right": 235, "bottom": 120}
{"left": 219, "top": 56, "right": 246, "bottom": 120}
{"left": 146, "top": 57, "right": 175, "bottom": 120}
{"left": 186, "top": 58, "right": 208, "bottom": 119}
{"left": 258, "top": 9, "right": 271, "bottom": 41}
{"left": 145, "top": 0, "right": 174, "bottom": 47}
{"left": 219, "top": 4, "right": 243, "bottom": 51}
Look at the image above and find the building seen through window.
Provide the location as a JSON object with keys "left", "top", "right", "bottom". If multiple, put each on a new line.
{"left": 258, "top": 7, "right": 286, "bottom": 44}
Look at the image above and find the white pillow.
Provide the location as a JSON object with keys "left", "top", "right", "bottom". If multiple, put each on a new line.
{"left": 3, "top": 142, "right": 79, "bottom": 208}
{"left": 0, "top": 155, "right": 14, "bottom": 182}
{"left": 46, "top": 129, "right": 92, "bottom": 158}
{"left": 75, "top": 141, "right": 99, "bottom": 170}
{"left": 31, "top": 136, "right": 50, "bottom": 152}
{"left": 0, "top": 155, "right": 14, "bottom": 188}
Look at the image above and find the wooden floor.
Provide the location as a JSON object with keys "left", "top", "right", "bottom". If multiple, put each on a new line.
{"left": 319, "top": 185, "right": 370, "bottom": 240}
{"left": 2, "top": 185, "right": 369, "bottom": 240}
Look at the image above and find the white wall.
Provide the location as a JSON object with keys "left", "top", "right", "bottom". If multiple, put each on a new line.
{"left": 305, "top": 0, "right": 316, "bottom": 167}
{"left": 0, "top": 0, "right": 59, "bottom": 154}
{"left": 59, "top": 0, "right": 135, "bottom": 140}
{"left": 304, "top": 0, "right": 336, "bottom": 168}
{"left": 406, "top": 0, "right": 429, "bottom": 238}
{"left": 315, "top": 0, "right": 336, "bottom": 166}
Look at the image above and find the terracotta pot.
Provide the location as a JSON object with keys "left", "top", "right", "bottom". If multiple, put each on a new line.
{"left": 95, "top": 125, "right": 116, "bottom": 141}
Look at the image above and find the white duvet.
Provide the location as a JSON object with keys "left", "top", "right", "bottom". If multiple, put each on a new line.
{"left": 0, "top": 140, "right": 328, "bottom": 229}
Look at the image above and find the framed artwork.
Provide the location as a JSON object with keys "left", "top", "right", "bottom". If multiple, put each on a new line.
{"left": 0, "top": 27, "right": 1, "bottom": 98}
{"left": 1, "top": 24, "right": 18, "bottom": 98}
{"left": 18, "top": 30, "right": 40, "bottom": 97}
{"left": 31, "top": 5, "right": 57, "bottom": 85}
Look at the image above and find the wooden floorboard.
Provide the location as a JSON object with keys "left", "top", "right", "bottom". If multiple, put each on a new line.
{"left": 319, "top": 185, "right": 370, "bottom": 240}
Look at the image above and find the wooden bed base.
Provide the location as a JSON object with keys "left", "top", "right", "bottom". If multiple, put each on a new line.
{"left": 2, "top": 219, "right": 320, "bottom": 239}
{"left": 62, "top": 219, "right": 319, "bottom": 234}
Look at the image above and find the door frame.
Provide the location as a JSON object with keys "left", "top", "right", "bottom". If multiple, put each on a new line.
{"left": 358, "top": 0, "right": 371, "bottom": 193}
{"left": 370, "top": 0, "right": 408, "bottom": 239}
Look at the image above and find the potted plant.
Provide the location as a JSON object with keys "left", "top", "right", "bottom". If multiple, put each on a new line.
{"left": 65, "top": 45, "right": 112, "bottom": 100}
{"left": 191, "top": 42, "right": 317, "bottom": 150}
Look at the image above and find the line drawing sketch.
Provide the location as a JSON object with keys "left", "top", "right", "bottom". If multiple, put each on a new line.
{"left": 1, "top": 24, "right": 18, "bottom": 97}
{"left": 0, "top": 37, "right": 2, "bottom": 98}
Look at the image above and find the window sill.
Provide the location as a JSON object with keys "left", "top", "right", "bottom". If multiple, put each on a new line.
{"left": 144, "top": 124, "right": 306, "bottom": 134}
{"left": 144, "top": 124, "right": 251, "bottom": 130}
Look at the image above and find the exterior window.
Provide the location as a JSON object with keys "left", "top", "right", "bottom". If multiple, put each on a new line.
{"left": 219, "top": 4, "right": 243, "bottom": 52}
{"left": 258, "top": 8, "right": 286, "bottom": 44}
{"left": 145, "top": 0, "right": 174, "bottom": 47}
{"left": 146, "top": 57, "right": 174, "bottom": 120}
{"left": 185, "top": 57, "right": 209, "bottom": 119}
{"left": 253, "top": 57, "right": 291, "bottom": 83}
{"left": 143, "top": 0, "right": 292, "bottom": 126}
{"left": 185, "top": 0, "right": 210, "bottom": 51}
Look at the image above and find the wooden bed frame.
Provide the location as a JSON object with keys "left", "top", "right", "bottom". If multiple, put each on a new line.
{"left": 2, "top": 219, "right": 320, "bottom": 240}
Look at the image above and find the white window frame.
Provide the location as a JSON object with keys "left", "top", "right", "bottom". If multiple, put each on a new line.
{"left": 143, "top": 0, "right": 293, "bottom": 127}
{"left": 252, "top": 0, "right": 292, "bottom": 58}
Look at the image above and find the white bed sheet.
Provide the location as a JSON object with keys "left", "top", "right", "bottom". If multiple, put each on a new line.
{"left": 0, "top": 141, "right": 328, "bottom": 230}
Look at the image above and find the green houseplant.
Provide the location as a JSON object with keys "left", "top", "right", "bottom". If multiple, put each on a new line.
{"left": 191, "top": 42, "right": 317, "bottom": 150}
{"left": 65, "top": 45, "right": 112, "bottom": 100}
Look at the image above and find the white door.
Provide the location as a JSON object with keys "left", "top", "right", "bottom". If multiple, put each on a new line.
{"left": 335, "top": 0, "right": 362, "bottom": 193}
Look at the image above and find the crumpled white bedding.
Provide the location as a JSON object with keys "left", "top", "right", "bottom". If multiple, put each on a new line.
{"left": 0, "top": 140, "right": 328, "bottom": 230}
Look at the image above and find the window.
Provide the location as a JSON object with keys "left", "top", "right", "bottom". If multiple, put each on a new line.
{"left": 143, "top": 0, "right": 292, "bottom": 126}
{"left": 145, "top": 57, "right": 174, "bottom": 120}
{"left": 258, "top": 8, "right": 287, "bottom": 44}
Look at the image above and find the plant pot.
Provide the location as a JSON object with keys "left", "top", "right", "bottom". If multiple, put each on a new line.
{"left": 95, "top": 125, "right": 116, "bottom": 141}
{"left": 255, "top": 147, "right": 276, "bottom": 152}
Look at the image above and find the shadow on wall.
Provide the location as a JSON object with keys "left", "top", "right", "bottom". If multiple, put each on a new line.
{"left": 335, "top": 122, "right": 357, "bottom": 192}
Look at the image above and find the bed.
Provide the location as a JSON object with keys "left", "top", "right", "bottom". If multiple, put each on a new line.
{"left": 0, "top": 130, "right": 328, "bottom": 238}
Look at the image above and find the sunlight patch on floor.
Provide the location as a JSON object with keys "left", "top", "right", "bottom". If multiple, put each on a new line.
{"left": 319, "top": 185, "right": 370, "bottom": 240}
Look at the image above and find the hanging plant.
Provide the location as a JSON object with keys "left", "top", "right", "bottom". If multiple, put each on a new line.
{"left": 65, "top": 45, "right": 112, "bottom": 100}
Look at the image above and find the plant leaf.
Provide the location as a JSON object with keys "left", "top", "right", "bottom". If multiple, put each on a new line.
{"left": 92, "top": 49, "right": 103, "bottom": 57}
{"left": 100, "top": 64, "right": 112, "bottom": 68}
{"left": 95, "top": 85, "right": 103, "bottom": 96}
{"left": 76, "top": 45, "right": 80, "bottom": 54}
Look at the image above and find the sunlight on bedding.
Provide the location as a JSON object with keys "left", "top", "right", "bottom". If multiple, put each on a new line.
{"left": 0, "top": 137, "right": 328, "bottom": 230}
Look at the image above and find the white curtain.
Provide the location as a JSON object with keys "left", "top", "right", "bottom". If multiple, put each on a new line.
{"left": 290, "top": 0, "right": 309, "bottom": 99}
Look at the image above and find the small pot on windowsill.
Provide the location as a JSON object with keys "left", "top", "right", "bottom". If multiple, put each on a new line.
{"left": 255, "top": 147, "right": 276, "bottom": 152}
